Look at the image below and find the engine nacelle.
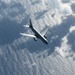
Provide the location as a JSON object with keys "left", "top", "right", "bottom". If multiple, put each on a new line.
{"left": 34, "top": 37, "right": 37, "bottom": 41}
{"left": 44, "top": 35, "right": 47, "bottom": 38}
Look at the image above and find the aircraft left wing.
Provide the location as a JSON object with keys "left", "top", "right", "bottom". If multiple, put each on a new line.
{"left": 40, "top": 26, "right": 49, "bottom": 36}
{"left": 20, "top": 33, "right": 36, "bottom": 38}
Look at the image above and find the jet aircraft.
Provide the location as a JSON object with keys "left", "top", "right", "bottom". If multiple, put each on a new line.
{"left": 20, "top": 19, "right": 49, "bottom": 45}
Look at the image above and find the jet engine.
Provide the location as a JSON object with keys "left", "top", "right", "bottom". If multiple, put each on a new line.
{"left": 34, "top": 37, "right": 37, "bottom": 41}
{"left": 44, "top": 35, "right": 47, "bottom": 38}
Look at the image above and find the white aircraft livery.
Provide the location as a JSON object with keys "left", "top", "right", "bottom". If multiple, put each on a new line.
{"left": 20, "top": 19, "right": 49, "bottom": 45}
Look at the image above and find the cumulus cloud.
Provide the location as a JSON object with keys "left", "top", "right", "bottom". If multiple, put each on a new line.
{"left": 69, "top": 26, "right": 75, "bottom": 32}
{"left": 0, "top": 0, "right": 74, "bottom": 47}
{"left": 0, "top": 0, "right": 74, "bottom": 50}
{"left": 55, "top": 25, "right": 75, "bottom": 60}
{"left": 0, "top": 0, "right": 73, "bottom": 25}
{"left": 0, "top": 0, "right": 26, "bottom": 23}
{"left": 55, "top": 35, "right": 71, "bottom": 57}
{"left": 0, "top": 1, "right": 75, "bottom": 75}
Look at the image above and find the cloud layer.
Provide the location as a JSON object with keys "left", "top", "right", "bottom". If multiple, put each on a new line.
{"left": 0, "top": 0, "right": 75, "bottom": 75}
{"left": 0, "top": 0, "right": 73, "bottom": 25}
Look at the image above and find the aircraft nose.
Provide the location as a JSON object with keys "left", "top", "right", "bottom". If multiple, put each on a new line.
{"left": 46, "top": 41, "right": 48, "bottom": 45}
{"left": 46, "top": 42, "right": 48, "bottom": 45}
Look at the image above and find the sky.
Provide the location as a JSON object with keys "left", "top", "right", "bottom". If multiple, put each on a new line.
{"left": 0, "top": 0, "right": 75, "bottom": 75}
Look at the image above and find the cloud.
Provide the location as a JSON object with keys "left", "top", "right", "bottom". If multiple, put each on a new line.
{"left": 55, "top": 35, "right": 71, "bottom": 57}
{"left": 55, "top": 25, "right": 75, "bottom": 60}
{"left": 69, "top": 26, "right": 75, "bottom": 32}
{"left": 0, "top": 0, "right": 26, "bottom": 23}
{"left": 0, "top": 1, "right": 75, "bottom": 75}
{"left": 0, "top": 0, "right": 73, "bottom": 25}
{"left": 0, "top": 0, "right": 74, "bottom": 48}
{"left": 0, "top": 0, "right": 74, "bottom": 50}
{"left": 45, "top": 0, "right": 72, "bottom": 15}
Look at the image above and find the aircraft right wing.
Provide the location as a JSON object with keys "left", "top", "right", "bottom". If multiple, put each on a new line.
{"left": 20, "top": 33, "right": 36, "bottom": 38}
{"left": 40, "top": 25, "right": 49, "bottom": 36}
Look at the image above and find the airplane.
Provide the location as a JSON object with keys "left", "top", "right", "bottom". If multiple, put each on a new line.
{"left": 20, "top": 19, "right": 49, "bottom": 45}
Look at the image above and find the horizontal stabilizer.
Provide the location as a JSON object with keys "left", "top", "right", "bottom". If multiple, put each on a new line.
{"left": 20, "top": 33, "right": 36, "bottom": 38}
{"left": 23, "top": 25, "right": 30, "bottom": 28}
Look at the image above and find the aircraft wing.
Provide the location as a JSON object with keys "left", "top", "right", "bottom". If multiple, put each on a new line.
{"left": 20, "top": 33, "right": 36, "bottom": 38}
{"left": 40, "top": 26, "right": 49, "bottom": 36}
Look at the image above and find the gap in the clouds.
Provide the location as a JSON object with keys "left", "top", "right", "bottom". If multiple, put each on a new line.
{"left": 0, "top": 18, "right": 25, "bottom": 45}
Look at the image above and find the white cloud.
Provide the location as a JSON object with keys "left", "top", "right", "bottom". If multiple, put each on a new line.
{"left": 0, "top": 1, "right": 75, "bottom": 75}
{"left": 69, "top": 26, "right": 75, "bottom": 32}
{"left": 55, "top": 35, "right": 71, "bottom": 57}
{"left": 55, "top": 25, "right": 75, "bottom": 60}
{"left": 62, "top": 4, "right": 72, "bottom": 15}
{"left": 45, "top": 0, "right": 72, "bottom": 15}
{"left": 0, "top": 0, "right": 73, "bottom": 26}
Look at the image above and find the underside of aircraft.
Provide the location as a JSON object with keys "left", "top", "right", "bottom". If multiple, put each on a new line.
{"left": 20, "top": 19, "right": 49, "bottom": 45}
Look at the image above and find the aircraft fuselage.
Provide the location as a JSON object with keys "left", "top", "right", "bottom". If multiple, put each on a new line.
{"left": 30, "top": 25, "right": 48, "bottom": 45}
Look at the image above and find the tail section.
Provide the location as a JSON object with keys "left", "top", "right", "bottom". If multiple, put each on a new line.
{"left": 23, "top": 19, "right": 33, "bottom": 28}
{"left": 29, "top": 19, "right": 33, "bottom": 28}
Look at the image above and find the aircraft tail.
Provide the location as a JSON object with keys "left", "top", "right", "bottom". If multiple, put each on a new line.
{"left": 23, "top": 19, "right": 33, "bottom": 28}
{"left": 29, "top": 19, "right": 33, "bottom": 28}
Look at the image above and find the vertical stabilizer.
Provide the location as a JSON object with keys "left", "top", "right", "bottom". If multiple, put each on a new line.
{"left": 29, "top": 19, "right": 33, "bottom": 28}
{"left": 23, "top": 19, "right": 33, "bottom": 28}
